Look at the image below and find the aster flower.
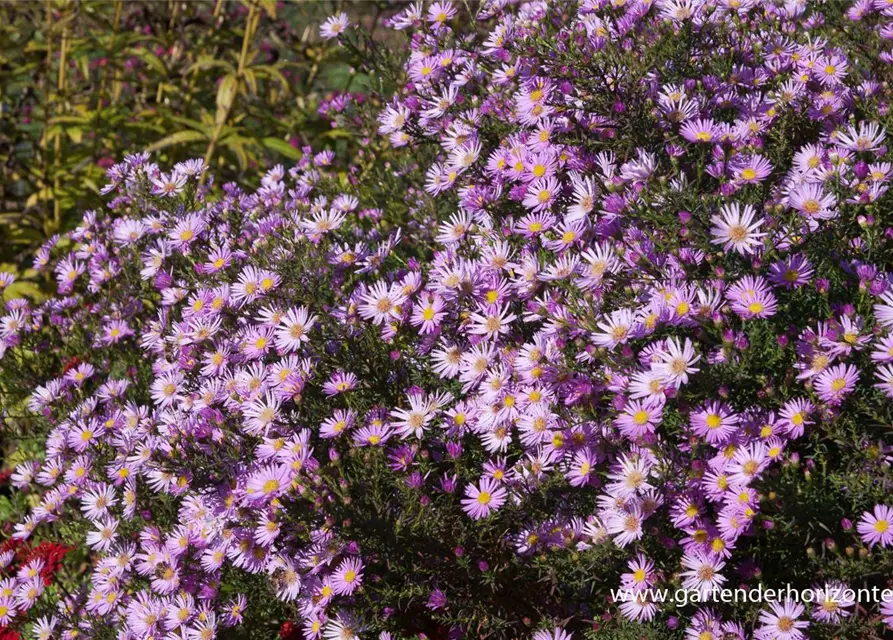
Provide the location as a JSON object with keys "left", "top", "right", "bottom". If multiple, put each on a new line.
{"left": 468, "top": 304, "right": 517, "bottom": 340}
{"left": 246, "top": 464, "right": 292, "bottom": 504}
{"left": 461, "top": 477, "right": 507, "bottom": 520}
{"left": 691, "top": 401, "right": 740, "bottom": 445}
{"left": 653, "top": 337, "right": 700, "bottom": 385}
{"left": 811, "top": 581, "right": 854, "bottom": 623}
{"left": 814, "top": 363, "right": 858, "bottom": 405}
{"left": 323, "top": 371, "right": 359, "bottom": 397}
{"left": 710, "top": 202, "right": 767, "bottom": 257}
{"left": 532, "top": 629, "right": 573, "bottom": 640}
{"left": 320, "top": 12, "right": 349, "bottom": 40}
{"left": 757, "top": 600, "right": 808, "bottom": 640}
{"left": 731, "top": 154, "right": 772, "bottom": 184}
{"left": 856, "top": 504, "right": 893, "bottom": 547}
{"left": 768, "top": 255, "right": 814, "bottom": 289}
{"left": 836, "top": 121, "right": 886, "bottom": 152}
{"left": 680, "top": 552, "right": 726, "bottom": 598}
{"left": 680, "top": 118, "right": 721, "bottom": 143}
{"left": 331, "top": 557, "right": 364, "bottom": 595}
{"left": 727, "top": 276, "right": 777, "bottom": 319}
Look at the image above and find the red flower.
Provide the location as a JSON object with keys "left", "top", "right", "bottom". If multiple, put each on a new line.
{"left": 61, "top": 356, "right": 81, "bottom": 375}
{"left": 0, "top": 628, "right": 22, "bottom": 640}
{"left": 27, "top": 542, "right": 73, "bottom": 586}
{"left": 278, "top": 621, "right": 303, "bottom": 640}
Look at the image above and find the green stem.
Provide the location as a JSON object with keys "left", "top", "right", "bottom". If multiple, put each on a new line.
{"left": 200, "top": 1, "right": 259, "bottom": 186}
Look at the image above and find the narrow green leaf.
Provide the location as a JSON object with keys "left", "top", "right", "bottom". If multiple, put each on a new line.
{"left": 260, "top": 137, "right": 302, "bottom": 160}
{"left": 145, "top": 130, "right": 208, "bottom": 152}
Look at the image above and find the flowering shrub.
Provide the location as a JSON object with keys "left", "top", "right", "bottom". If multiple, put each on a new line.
{"left": 3, "top": 1, "right": 893, "bottom": 639}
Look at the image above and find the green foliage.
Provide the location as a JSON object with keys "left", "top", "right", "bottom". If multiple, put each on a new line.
{"left": 0, "top": 0, "right": 375, "bottom": 277}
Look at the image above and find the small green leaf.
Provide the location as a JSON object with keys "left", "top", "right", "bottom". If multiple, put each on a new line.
{"left": 260, "top": 137, "right": 302, "bottom": 160}
{"left": 146, "top": 130, "right": 208, "bottom": 152}
{"left": 215, "top": 74, "right": 239, "bottom": 128}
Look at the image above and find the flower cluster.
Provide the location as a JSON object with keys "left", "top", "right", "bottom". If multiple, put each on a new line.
{"left": 0, "top": 539, "right": 71, "bottom": 638}
{"left": 2, "top": 0, "right": 893, "bottom": 639}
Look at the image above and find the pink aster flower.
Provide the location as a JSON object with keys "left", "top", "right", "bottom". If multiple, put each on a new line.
{"left": 856, "top": 504, "right": 893, "bottom": 547}
{"left": 680, "top": 118, "right": 721, "bottom": 143}
{"left": 331, "top": 557, "right": 364, "bottom": 595}
{"left": 710, "top": 203, "right": 765, "bottom": 255}
{"left": 461, "top": 477, "right": 507, "bottom": 520}
{"left": 768, "top": 255, "right": 814, "bottom": 289}
{"left": 680, "top": 552, "right": 726, "bottom": 598}
{"left": 727, "top": 275, "right": 777, "bottom": 319}
{"left": 522, "top": 176, "right": 560, "bottom": 212}
{"left": 690, "top": 401, "right": 740, "bottom": 445}
{"left": 532, "top": 629, "right": 573, "bottom": 640}
{"left": 814, "top": 363, "right": 858, "bottom": 405}
{"left": 468, "top": 304, "right": 517, "bottom": 340}
{"left": 757, "top": 600, "right": 808, "bottom": 640}
{"left": 323, "top": 371, "right": 359, "bottom": 397}
{"left": 614, "top": 396, "right": 664, "bottom": 439}
{"left": 275, "top": 306, "right": 317, "bottom": 353}
{"left": 319, "top": 12, "right": 349, "bottom": 40}
{"left": 731, "top": 154, "right": 772, "bottom": 184}
{"left": 245, "top": 464, "right": 292, "bottom": 503}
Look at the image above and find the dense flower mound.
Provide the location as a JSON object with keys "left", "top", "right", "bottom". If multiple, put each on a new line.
{"left": 3, "top": 1, "right": 893, "bottom": 639}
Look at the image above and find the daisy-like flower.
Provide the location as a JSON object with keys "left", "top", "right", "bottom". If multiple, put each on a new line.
{"left": 786, "top": 183, "right": 837, "bottom": 220}
{"left": 727, "top": 442, "right": 769, "bottom": 486}
{"left": 875, "top": 364, "right": 893, "bottom": 399}
{"left": 427, "top": 1, "right": 457, "bottom": 25}
{"left": 811, "top": 581, "right": 854, "bottom": 623}
{"left": 727, "top": 275, "right": 777, "bottom": 319}
{"left": 709, "top": 203, "right": 765, "bottom": 255}
{"left": 606, "top": 454, "right": 653, "bottom": 498}
{"left": 680, "top": 118, "right": 721, "bottom": 143}
{"left": 730, "top": 154, "right": 772, "bottom": 184}
{"left": 680, "top": 552, "right": 726, "bottom": 598}
{"left": 522, "top": 176, "right": 560, "bottom": 212}
{"left": 323, "top": 371, "right": 359, "bottom": 397}
{"left": 85, "top": 517, "right": 118, "bottom": 552}
{"left": 691, "top": 401, "right": 739, "bottom": 445}
{"left": 814, "top": 363, "right": 858, "bottom": 405}
{"left": 320, "top": 408, "right": 357, "bottom": 439}
{"left": 319, "top": 12, "right": 349, "bottom": 40}
{"left": 874, "top": 291, "right": 893, "bottom": 329}
{"left": 836, "top": 121, "right": 886, "bottom": 152}
{"left": 331, "top": 557, "right": 364, "bottom": 595}
{"left": 653, "top": 337, "right": 701, "bottom": 385}
{"left": 461, "top": 477, "right": 507, "bottom": 520}
{"left": 621, "top": 553, "right": 655, "bottom": 591}
{"left": 779, "top": 398, "right": 814, "bottom": 438}
{"left": 151, "top": 171, "right": 187, "bottom": 197}
{"left": 881, "top": 599, "right": 893, "bottom": 631}
{"left": 275, "top": 306, "right": 317, "bottom": 353}
{"left": 532, "top": 628, "right": 573, "bottom": 640}
{"left": 856, "top": 504, "right": 893, "bottom": 547}
{"left": 245, "top": 464, "right": 292, "bottom": 503}
{"left": 323, "top": 613, "right": 363, "bottom": 640}
{"left": 0, "top": 271, "right": 15, "bottom": 290}
{"left": 614, "top": 396, "right": 664, "bottom": 439}
{"left": 359, "top": 281, "right": 407, "bottom": 326}
{"left": 352, "top": 422, "right": 393, "bottom": 447}
{"left": 768, "top": 255, "right": 814, "bottom": 289}
{"left": 391, "top": 394, "right": 435, "bottom": 439}
{"left": 606, "top": 504, "right": 645, "bottom": 547}
{"left": 757, "top": 600, "right": 808, "bottom": 640}
{"left": 593, "top": 309, "right": 638, "bottom": 349}
{"left": 468, "top": 304, "right": 517, "bottom": 340}
{"left": 167, "top": 213, "right": 205, "bottom": 251}
{"left": 410, "top": 293, "right": 446, "bottom": 334}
